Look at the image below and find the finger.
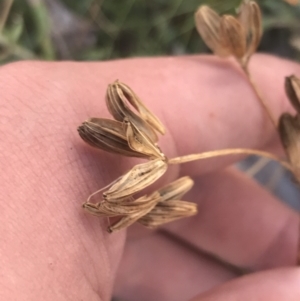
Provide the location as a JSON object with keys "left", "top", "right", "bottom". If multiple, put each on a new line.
{"left": 2, "top": 55, "right": 299, "bottom": 178}
{"left": 163, "top": 167, "right": 300, "bottom": 270}
{"left": 191, "top": 267, "right": 300, "bottom": 301}
{"left": 114, "top": 231, "right": 237, "bottom": 301}
{"left": 0, "top": 65, "right": 127, "bottom": 300}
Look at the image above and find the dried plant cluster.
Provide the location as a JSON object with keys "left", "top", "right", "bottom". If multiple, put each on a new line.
{"left": 195, "top": 0, "right": 276, "bottom": 127}
{"left": 195, "top": 1, "right": 261, "bottom": 69}
{"left": 78, "top": 81, "right": 197, "bottom": 233}
{"left": 79, "top": 0, "right": 300, "bottom": 233}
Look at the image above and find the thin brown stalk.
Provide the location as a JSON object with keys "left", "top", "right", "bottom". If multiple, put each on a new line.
{"left": 168, "top": 148, "right": 294, "bottom": 174}
{"left": 242, "top": 65, "right": 278, "bottom": 128}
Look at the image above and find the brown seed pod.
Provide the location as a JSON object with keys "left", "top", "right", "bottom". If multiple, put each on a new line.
{"left": 125, "top": 118, "right": 165, "bottom": 159}
{"left": 220, "top": 15, "right": 247, "bottom": 60}
{"left": 279, "top": 113, "right": 300, "bottom": 182}
{"left": 106, "top": 80, "right": 165, "bottom": 142}
{"left": 103, "top": 158, "right": 168, "bottom": 202}
{"left": 78, "top": 118, "right": 150, "bottom": 158}
{"left": 194, "top": 5, "right": 231, "bottom": 57}
{"left": 138, "top": 176, "right": 197, "bottom": 228}
{"left": 285, "top": 75, "right": 300, "bottom": 114}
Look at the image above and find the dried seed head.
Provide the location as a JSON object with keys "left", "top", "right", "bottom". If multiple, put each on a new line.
{"left": 78, "top": 118, "right": 150, "bottom": 158}
{"left": 138, "top": 177, "right": 197, "bottom": 228}
{"left": 220, "top": 15, "right": 246, "bottom": 60}
{"left": 194, "top": 6, "right": 230, "bottom": 57}
{"left": 83, "top": 178, "right": 197, "bottom": 232}
{"left": 195, "top": 1, "right": 262, "bottom": 66}
{"left": 285, "top": 75, "right": 300, "bottom": 114}
{"left": 278, "top": 113, "right": 300, "bottom": 181}
{"left": 104, "top": 158, "right": 168, "bottom": 202}
{"left": 238, "top": 0, "right": 262, "bottom": 64}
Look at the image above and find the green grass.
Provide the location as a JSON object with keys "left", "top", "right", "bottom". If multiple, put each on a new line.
{"left": 0, "top": 0, "right": 300, "bottom": 63}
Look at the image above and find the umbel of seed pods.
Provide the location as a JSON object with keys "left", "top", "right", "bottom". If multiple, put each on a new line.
{"left": 195, "top": 0, "right": 277, "bottom": 127}
{"left": 78, "top": 81, "right": 197, "bottom": 233}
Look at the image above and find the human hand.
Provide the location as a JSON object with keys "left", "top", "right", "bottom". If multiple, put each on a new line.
{"left": 0, "top": 55, "right": 299, "bottom": 301}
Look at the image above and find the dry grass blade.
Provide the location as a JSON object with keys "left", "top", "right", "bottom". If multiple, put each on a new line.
{"left": 220, "top": 15, "right": 246, "bottom": 60}
{"left": 106, "top": 81, "right": 159, "bottom": 143}
{"left": 138, "top": 200, "right": 197, "bottom": 228}
{"left": 194, "top": 6, "right": 230, "bottom": 57}
{"left": 125, "top": 118, "right": 165, "bottom": 159}
{"left": 279, "top": 113, "right": 300, "bottom": 181}
{"left": 285, "top": 75, "right": 300, "bottom": 113}
{"left": 117, "top": 81, "right": 165, "bottom": 135}
{"left": 78, "top": 118, "right": 150, "bottom": 158}
{"left": 104, "top": 158, "right": 168, "bottom": 202}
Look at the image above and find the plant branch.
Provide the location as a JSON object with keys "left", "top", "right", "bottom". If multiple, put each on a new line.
{"left": 242, "top": 64, "right": 278, "bottom": 128}
{"left": 168, "top": 148, "right": 294, "bottom": 174}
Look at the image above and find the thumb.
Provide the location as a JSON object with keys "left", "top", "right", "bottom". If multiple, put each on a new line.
{"left": 0, "top": 62, "right": 126, "bottom": 301}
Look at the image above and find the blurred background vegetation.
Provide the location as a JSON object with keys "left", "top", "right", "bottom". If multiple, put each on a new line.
{"left": 1, "top": 0, "right": 300, "bottom": 64}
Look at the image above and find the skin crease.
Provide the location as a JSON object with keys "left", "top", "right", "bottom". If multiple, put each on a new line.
{"left": 0, "top": 54, "right": 300, "bottom": 301}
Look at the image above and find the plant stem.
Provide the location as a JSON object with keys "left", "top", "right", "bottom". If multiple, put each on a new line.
{"left": 168, "top": 148, "right": 294, "bottom": 174}
{"left": 242, "top": 65, "right": 278, "bottom": 128}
